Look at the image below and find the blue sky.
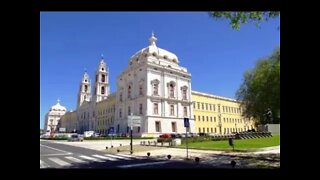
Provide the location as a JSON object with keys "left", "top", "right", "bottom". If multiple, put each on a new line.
{"left": 40, "top": 12, "right": 280, "bottom": 128}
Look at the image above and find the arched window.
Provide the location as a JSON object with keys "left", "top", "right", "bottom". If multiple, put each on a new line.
{"left": 101, "top": 74, "right": 105, "bottom": 82}
{"left": 128, "top": 85, "right": 131, "bottom": 98}
{"left": 101, "top": 86, "right": 105, "bottom": 94}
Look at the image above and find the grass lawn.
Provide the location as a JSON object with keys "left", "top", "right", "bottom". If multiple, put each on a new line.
{"left": 178, "top": 135, "right": 280, "bottom": 151}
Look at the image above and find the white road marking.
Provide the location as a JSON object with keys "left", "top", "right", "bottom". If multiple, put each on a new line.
{"left": 104, "top": 154, "right": 131, "bottom": 160}
{"left": 48, "top": 157, "right": 71, "bottom": 166}
{"left": 117, "top": 161, "right": 171, "bottom": 168}
{"left": 92, "top": 154, "right": 118, "bottom": 161}
{"left": 41, "top": 153, "right": 73, "bottom": 157}
{"left": 79, "top": 155, "right": 104, "bottom": 162}
{"left": 40, "top": 144, "right": 72, "bottom": 155}
{"left": 65, "top": 156, "right": 87, "bottom": 163}
{"left": 40, "top": 160, "right": 50, "bottom": 168}
{"left": 116, "top": 154, "right": 135, "bottom": 158}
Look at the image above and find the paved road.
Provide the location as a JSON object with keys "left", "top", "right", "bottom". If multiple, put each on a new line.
{"left": 40, "top": 141, "right": 209, "bottom": 169}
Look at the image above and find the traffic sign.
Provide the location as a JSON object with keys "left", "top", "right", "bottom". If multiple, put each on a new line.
{"left": 184, "top": 118, "right": 190, "bottom": 128}
{"left": 108, "top": 127, "right": 114, "bottom": 134}
{"left": 129, "top": 115, "right": 141, "bottom": 127}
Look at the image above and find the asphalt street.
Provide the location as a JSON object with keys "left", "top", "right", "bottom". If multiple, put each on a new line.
{"left": 40, "top": 141, "right": 211, "bottom": 169}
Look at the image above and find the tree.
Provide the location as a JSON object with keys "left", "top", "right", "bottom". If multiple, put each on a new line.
{"left": 209, "top": 12, "right": 280, "bottom": 30}
{"left": 236, "top": 47, "right": 280, "bottom": 125}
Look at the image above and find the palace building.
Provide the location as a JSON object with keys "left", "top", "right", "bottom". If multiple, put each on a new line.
{"left": 43, "top": 33, "right": 255, "bottom": 137}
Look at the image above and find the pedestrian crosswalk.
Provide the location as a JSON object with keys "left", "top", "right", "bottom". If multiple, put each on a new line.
{"left": 40, "top": 153, "right": 140, "bottom": 169}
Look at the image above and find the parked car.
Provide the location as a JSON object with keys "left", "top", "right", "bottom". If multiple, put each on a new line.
{"left": 68, "top": 134, "right": 84, "bottom": 142}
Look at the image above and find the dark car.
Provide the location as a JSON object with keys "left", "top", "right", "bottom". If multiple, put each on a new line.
{"left": 68, "top": 134, "right": 84, "bottom": 142}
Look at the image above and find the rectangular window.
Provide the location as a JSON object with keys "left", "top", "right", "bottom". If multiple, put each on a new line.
{"left": 223, "top": 118, "right": 225, "bottom": 122}
{"left": 128, "top": 106, "right": 131, "bottom": 116}
{"left": 211, "top": 128, "right": 213, "bottom": 133}
{"left": 119, "top": 109, "right": 122, "bottom": 118}
{"left": 155, "top": 121, "right": 161, "bottom": 132}
{"left": 170, "top": 105, "right": 174, "bottom": 115}
{"left": 198, "top": 128, "right": 201, "bottom": 133}
{"left": 215, "top": 128, "right": 217, "bottom": 133}
{"left": 214, "top": 117, "right": 216, "bottom": 122}
{"left": 209, "top": 104, "right": 212, "bottom": 110}
{"left": 128, "top": 86, "right": 131, "bottom": 98}
{"left": 203, "top": 128, "right": 205, "bottom": 133}
{"left": 202, "top": 116, "right": 205, "bottom": 121}
{"left": 138, "top": 127, "right": 140, "bottom": 133}
{"left": 207, "top": 128, "right": 209, "bottom": 133}
{"left": 210, "top": 117, "right": 212, "bottom": 122}
{"left": 206, "top": 103, "right": 208, "bottom": 110}
{"left": 139, "top": 85, "right": 143, "bottom": 95}
{"left": 222, "top": 106, "right": 225, "bottom": 112}
{"left": 202, "top": 103, "right": 204, "bottom": 110}
{"left": 153, "top": 103, "right": 158, "bottom": 114}
{"left": 197, "top": 103, "right": 200, "bottom": 109}
{"left": 194, "top": 115, "right": 196, "bottom": 121}
{"left": 153, "top": 84, "right": 159, "bottom": 95}
{"left": 182, "top": 89, "right": 187, "bottom": 100}
{"left": 183, "top": 107, "right": 188, "bottom": 116}
{"left": 193, "top": 102, "right": 195, "bottom": 109}
{"left": 224, "top": 128, "right": 226, "bottom": 134}
{"left": 198, "top": 116, "right": 200, "bottom": 121}
{"left": 206, "top": 116, "right": 208, "bottom": 121}
{"left": 139, "top": 104, "right": 143, "bottom": 115}
{"left": 171, "top": 122, "right": 177, "bottom": 132}
{"left": 213, "top": 104, "right": 215, "bottom": 111}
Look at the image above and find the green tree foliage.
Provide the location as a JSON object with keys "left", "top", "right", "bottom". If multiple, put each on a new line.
{"left": 236, "top": 47, "right": 280, "bottom": 125}
{"left": 209, "top": 12, "right": 280, "bottom": 30}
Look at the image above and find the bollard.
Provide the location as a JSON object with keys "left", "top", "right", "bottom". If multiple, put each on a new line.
{"left": 117, "top": 149, "right": 120, "bottom": 152}
{"left": 105, "top": 146, "right": 108, "bottom": 149}
{"left": 167, "top": 155, "right": 171, "bottom": 160}
{"left": 147, "top": 152, "right": 150, "bottom": 157}
{"left": 231, "top": 160, "right": 236, "bottom": 168}
{"left": 111, "top": 145, "right": 113, "bottom": 148}
{"left": 195, "top": 157, "right": 200, "bottom": 163}
{"left": 120, "top": 144, "right": 122, "bottom": 146}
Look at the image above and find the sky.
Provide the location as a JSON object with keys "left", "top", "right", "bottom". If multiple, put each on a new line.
{"left": 40, "top": 12, "right": 280, "bottom": 129}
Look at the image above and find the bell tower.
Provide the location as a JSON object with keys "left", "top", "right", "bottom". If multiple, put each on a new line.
{"left": 93, "top": 55, "right": 109, "bottom": 102}
{"left": 77, "top": 69, "right": 91, "bottom": 108}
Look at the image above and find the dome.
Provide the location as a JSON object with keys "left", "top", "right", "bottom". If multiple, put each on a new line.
{"left": 50, "top": 99, "right": 66, "bottom": 111}
{"left": 130, "top": 33, "right": 179, "bottom": 64}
